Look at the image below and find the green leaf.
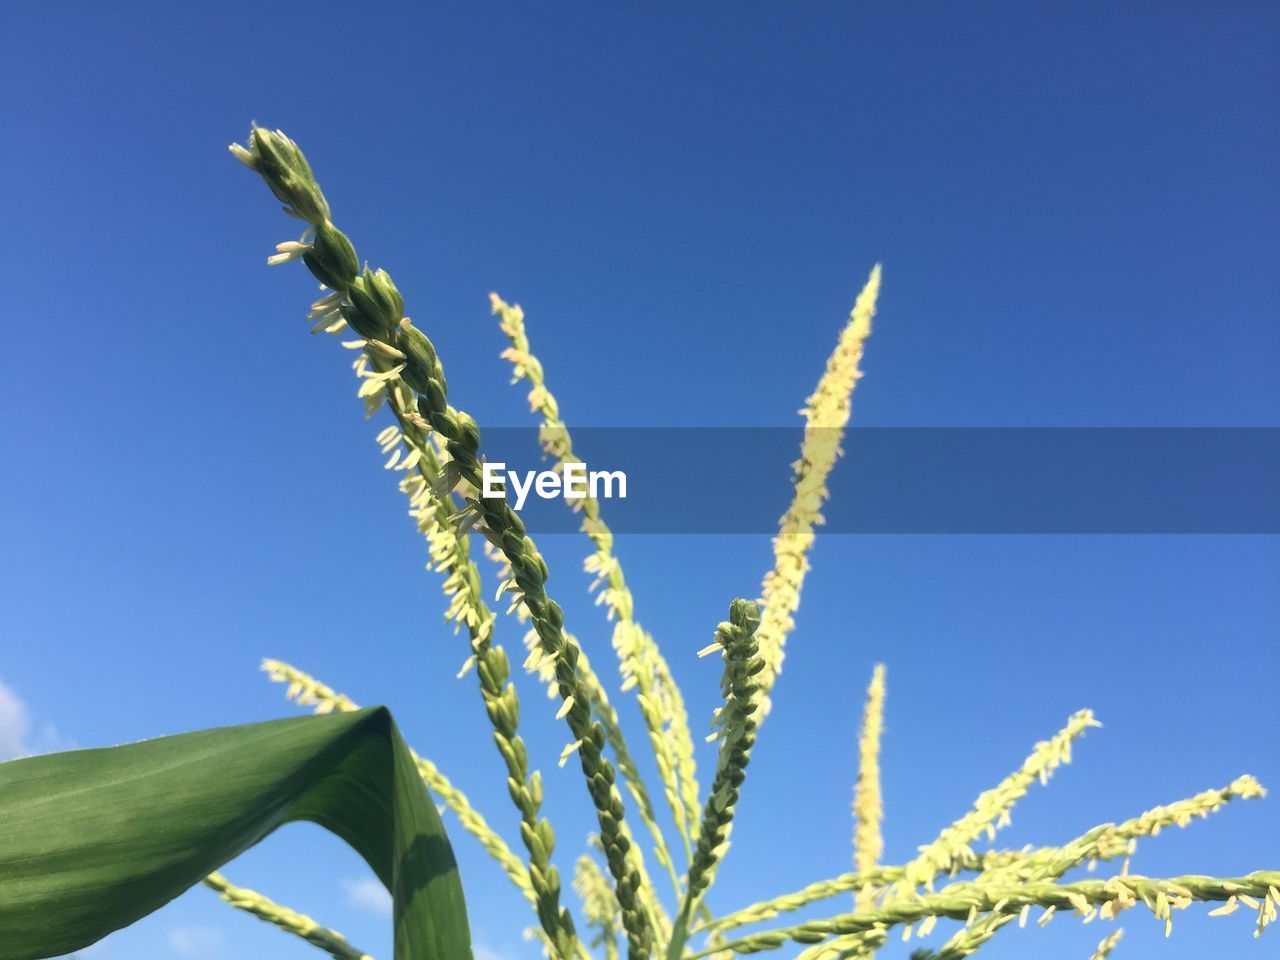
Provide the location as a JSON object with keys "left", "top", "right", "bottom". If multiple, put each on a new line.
{"left": 0, "top": 707, "right": 471, "bottom": 960}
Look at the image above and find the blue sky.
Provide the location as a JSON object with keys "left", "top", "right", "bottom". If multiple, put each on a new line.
{"left": 1, "top": 3, "right": 1277, "bottom": 959}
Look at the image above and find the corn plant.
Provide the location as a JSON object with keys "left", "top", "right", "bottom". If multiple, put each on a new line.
{"left": 1, "top": 124, "right": 1276, "bottom": 960}
{"left": 0, "top": 709, "right": 469, "bottom": 960}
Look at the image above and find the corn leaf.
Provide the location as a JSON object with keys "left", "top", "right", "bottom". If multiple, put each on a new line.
{"left": 0, "top": 707, "right": 470, "bottom": 960}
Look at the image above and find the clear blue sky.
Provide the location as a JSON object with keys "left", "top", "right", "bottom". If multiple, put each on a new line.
{"left": 1, "top": 3, "right": 1277, "bottom": 960}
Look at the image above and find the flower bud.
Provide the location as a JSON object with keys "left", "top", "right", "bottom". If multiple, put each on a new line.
{"left": 729, "top": 598, "right": 761, "bottom": 633}
{"left": 398, "top": 322, "right": 441, "bottom": 393}
{"left": 339, "top": 298, "right": 387, "bottom": 341}
{"left": 312, "top": 220, "right": 359, "bottom": 284}
{"left": 369, "top": 269, "right": 404, "bottom": 322}
{"left": 347, "top": 271, "right": 396, "bottom": 338}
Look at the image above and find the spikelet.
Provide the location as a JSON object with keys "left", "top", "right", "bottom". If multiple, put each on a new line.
{"left": 696, "top": 866, "right": 902, "bottom": 936}
{"left": 702, "top": 733, "right": 1267, "bottom": 940}
{"left": 686, "top": 601, "right": 764, "bottom": 898}
{"left": 576, "top": 855, "right": 622, "bottom": 960}
{"left": 755, "top": 267, "right": 881, "bottom": 719}
{"left": 694, "top": 871, "right": 1280, "bottom": 959}
{"left": 1088, "top": 928, "right": 1124, "bottom": 959}
{"left": 492, "top": 291, "right": 700, "bottom": 861}
{"left": 928, "top": 772, "right": 1266, "bottom": 957}
{"left": 853, "top": 665, "right": 887, "bottom": 912}
{"left": 203, "top": 872, "right": 372, "bottom": 960}
{"left": 667, "top": 601, "right": 763, "bottom": 957}
{"left": 983, "top": 774, "right": 1267, "bottom": 886}
{"left": 886, "top": 710, "right": 1099, "bottom": 900}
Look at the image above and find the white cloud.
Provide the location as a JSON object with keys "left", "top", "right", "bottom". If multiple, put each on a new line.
{"left": 342, "top": 876, "right": 392, "bottom": 915}
{"left": 0, "top": 680, "right": 32, "bottom": 760}
{"left": 474, "top": 945, "right": 506, "bottom": 960}
{"left": 168, "top": 926, "right": 221, "bottom": 956}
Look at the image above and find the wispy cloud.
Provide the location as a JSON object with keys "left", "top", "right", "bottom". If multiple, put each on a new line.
{"left": 168, "top": 926, "right": 221, "bottom": 956}
{"left": 0, "top": 680, "right": 68, "bottom": 760}
{"left": 474, "top": 945, "right": 506, "bottom": 960}
{"left": 0, "top": 680, "right": 31, "bottom": 760}
{"left": 342, "top": 877, "right": 392, "bottom": 915}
